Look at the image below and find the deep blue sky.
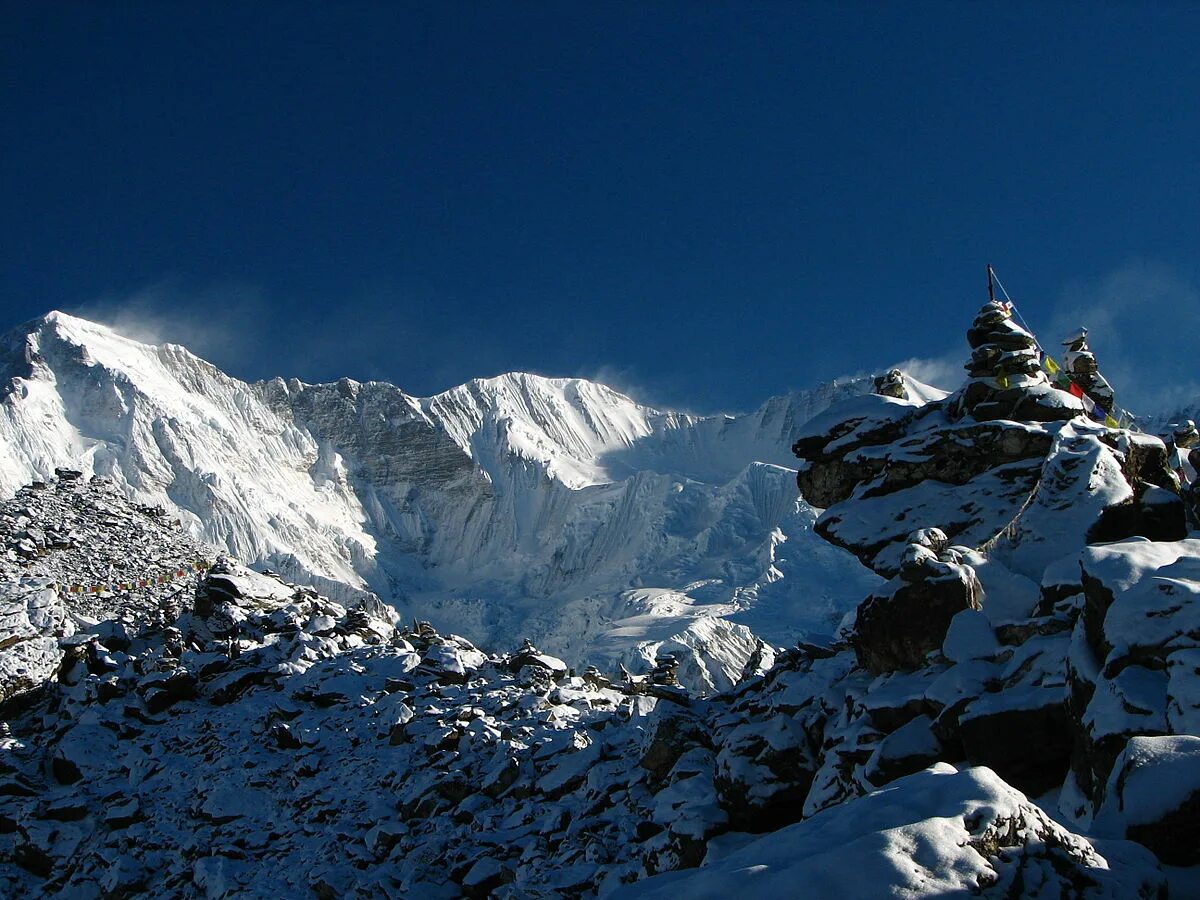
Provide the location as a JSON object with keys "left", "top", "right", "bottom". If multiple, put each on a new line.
{"left": 3, "top": 3, "right": 1199, "bottom": 413}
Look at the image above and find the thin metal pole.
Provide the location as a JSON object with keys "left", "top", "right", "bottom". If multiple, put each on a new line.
{"left": 987, "top": 264, "right": 996, "bottom": 304}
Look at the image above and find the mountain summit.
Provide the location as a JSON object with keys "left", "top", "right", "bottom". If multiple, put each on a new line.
{"left": 0, "top": 311, "right": 893, "bottom": 686}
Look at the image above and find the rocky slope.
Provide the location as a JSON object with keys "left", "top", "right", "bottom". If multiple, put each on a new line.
{"left": 0, "top": 312, "right": 891, "bottom": 687}
{"left": 0, "top": 534, "right": 1169, "bottom": 898}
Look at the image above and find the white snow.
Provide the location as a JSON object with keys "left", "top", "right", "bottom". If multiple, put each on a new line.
{"left": 1097, "top": 735, "right": 1200, "bottom": 831}
{"left": 614, "top": 764, "right": 1135, "bottom": 899}
{"left": 0, "top": 312, "right": 880, "bottom": 687}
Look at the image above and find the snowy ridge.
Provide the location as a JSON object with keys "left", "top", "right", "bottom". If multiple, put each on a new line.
{"left": 423, "top": 373, "right": 661, "bottom": 489}
{"left": 0, "top": 312, "right": 892, "bottom": 686}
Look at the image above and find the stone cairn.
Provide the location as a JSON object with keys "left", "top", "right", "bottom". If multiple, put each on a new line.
{"left": 649, "top": 652, "right": 679, "bottom": 687}
{"left": 958, "top": 300, "right": 1045, "bottom": 418}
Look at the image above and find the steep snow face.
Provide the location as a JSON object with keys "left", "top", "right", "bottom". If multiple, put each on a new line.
{"left": 0, "top": 313, "right": 377, "bottom": 598}
{"left": 0, "top": 312, "right": 883, "bottom": 684}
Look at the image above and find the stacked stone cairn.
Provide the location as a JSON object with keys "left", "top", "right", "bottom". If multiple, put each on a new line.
{"left": 649, "top": 652, "right": 680, "bottom": 687}
{"left": 959, "top": 300, "right": 1046, "bottom": 417}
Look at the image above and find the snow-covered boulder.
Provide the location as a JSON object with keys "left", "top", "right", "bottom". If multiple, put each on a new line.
{"left": 852, "top": 541, "right": 982, "bottom": 674}
{"left": 1068, "top": 538, "right": 1200, "bottom": 801}
{"left": 1097, "top": 735, "right": 1200, "bottom": 865}
{"left": 616, "top": 764, "right": 1164, "bottom": 899}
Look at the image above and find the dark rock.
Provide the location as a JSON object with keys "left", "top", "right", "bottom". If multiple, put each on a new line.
{"left": 640, "top": 707, "right": 711, "bottom": 782}
{"left": 0, "top": 776, "right": 39, "bottom": 797}
{"left": 714, "top": 717, "right": 815, "bottom": 833}
{"left": 270, "top": 722, "right": 304, "bottom": 750}
{"left": 1088, "top": 484, "right": 1187, "bottom": 544}
{"left": 481, "top": 757, "right": 520, "bottom": 799}
{"left": 104, "top": 798, "right": 142, "bottom": 829}
{"left": 51, "top": 754, "right": 83, "bottom": 786}
{"left": 205, "top": 667, "right": 276, "bottom": 705}
{"left": 854, "top": 547, "right": 982, "bottom": 675}
{"left": 13, "top": 840, "right": 54, "bottom": 878}
{"left": 958, "top": 695, "right": 1072, "bottom": 795}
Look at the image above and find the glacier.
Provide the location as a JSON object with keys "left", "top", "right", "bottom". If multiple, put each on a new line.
{"left": 0, "top": 311, "right": 908, "bottom": 688}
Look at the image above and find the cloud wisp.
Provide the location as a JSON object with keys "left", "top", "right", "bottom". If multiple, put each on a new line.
{"left": 888, "top": 350, "right": 963, "bottom": 394}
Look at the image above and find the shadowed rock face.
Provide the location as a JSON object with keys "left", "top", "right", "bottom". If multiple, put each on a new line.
{"left": 269, "top": 378, "right": 482, "bottom": 489}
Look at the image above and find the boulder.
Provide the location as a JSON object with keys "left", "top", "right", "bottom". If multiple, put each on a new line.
{"left": 958, "top": 691, "right": 1072, "bottom": 795}
{"left": 1097, "top": 734, "right": 1200, "bottom": 866}
{"left": 0, "top": 578, "right": 71, "bottom": 707}
{"left": 853, "top": 545, "right": 982, "bottom": 675}
{"left": 621, "top": 764, "right": 1166, "bottom": 899}
{"left": 863, "top": 715, "right": 942, "bottom": 787}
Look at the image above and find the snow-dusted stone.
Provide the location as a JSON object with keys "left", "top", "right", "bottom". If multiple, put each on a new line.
{"left": 1080, "top": 538, "right": 1200, "bottom": 670}
{"left": 1089, "top": 483, "right": 1187, "bottom": 545}
{"left": 863, "top": 714, "right": 941, "bottom": 787}
{"left": 1063, "top": 537, "right": 1200, "bottom": 800}
{"left": 1097, "top": 735, "right": 1200, "bottom": 865}
{"left": 51, "top": 723, "right": 118, "bottom": 785}
{"left": 942, "top": 608, "right": 998, "bottom": 664}
{"left": 1166, "top": 649, "right": 1200, "bottom": 734}
{"left": 792, "top": 393, "right": 928, "bottom": 509}
{"left": 509, "top": 641, "right": 569, "bottom": 678}
{"left": 461, "top": 855, "right": 512, "bottom": 898}
{"left": 853, "top": 547, "right": 982, "bottom": 675}
{"left": 639, "top": 704, "right": 709, "bottom": 782}
{"left": 946, "top": 628, "right": 1072, "bottom": 795}
{"left": 814, "top": 427, "right": 1050, "bottom": 571}
{"left": 1041, "top": 551, "right": 1088, "bottom": 613}
{"left": 419, "top": 638, "right": 486, "bottom": 685}
{"left": 860, "top": 666, "right": 942, "bottom": 732}
{"left": 617, "top": 764, "right": 1165, "bottom": 899}
{"left": 714, "top": 714, "right": 816, "bottom": 833}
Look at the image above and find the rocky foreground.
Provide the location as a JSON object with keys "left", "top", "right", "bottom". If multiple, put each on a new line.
{"left": 2, "top": 304, "right": 1200, "bottom": 896}
{"left": 0, "top": 536, "right": 1176, "bottom": 898}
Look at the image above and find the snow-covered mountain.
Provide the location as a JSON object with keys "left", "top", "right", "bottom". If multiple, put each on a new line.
{"left": 0, "top": 311, "right": 900, "bottom": 687}
{"left": 4, "top": 302, "right": 1197, "bottom": 898}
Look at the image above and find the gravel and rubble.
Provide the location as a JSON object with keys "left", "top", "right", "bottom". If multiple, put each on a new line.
{"left": 0, "top": 474, "right": 220, "bottom": 710}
